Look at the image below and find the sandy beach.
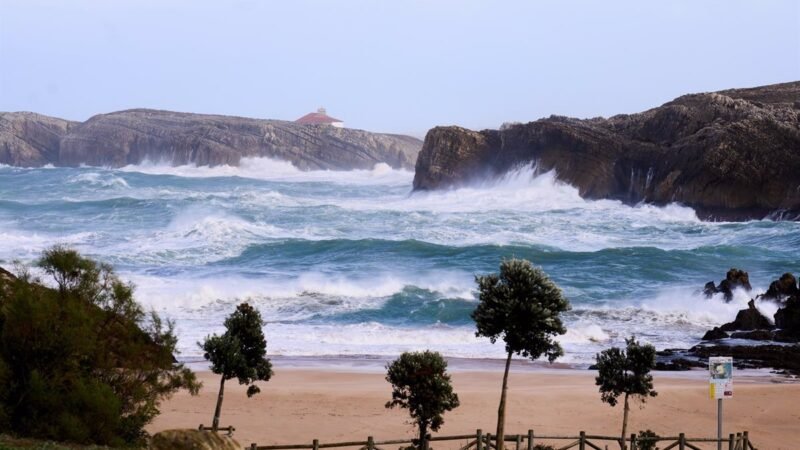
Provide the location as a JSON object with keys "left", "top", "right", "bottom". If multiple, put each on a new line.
{"left": 148, "top": 361, "right": 800, "bottom": 450}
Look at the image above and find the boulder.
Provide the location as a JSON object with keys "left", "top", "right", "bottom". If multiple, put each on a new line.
{"left": 413, "top": 81, "right": 800, "bottom": 221}
{"left": 704, "top": 268, "right": 752, "bottom": 302}
{"left": 774, "top": 296, "right": 800, "bottom": 338}
{"left": 701, "top": 327, "right": 729, "bottom": 341}
{"left": 150, "top": 429, "right": 241, "bottom": 450}
{"left": 730, "top": 330, "right": 774, "bottom": 341}
{"left": 719, "top": 300, "right": 774, "bottom": 331}
{"left": 760, "top": 273, "right": 798, "bottom": 301}
{"left": 687, "top": 344, "right": 800, "bottom": 375}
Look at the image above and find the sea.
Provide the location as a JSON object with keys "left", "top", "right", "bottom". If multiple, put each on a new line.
{"left": 2, "top": 158, "right": 798, "bottom": 366}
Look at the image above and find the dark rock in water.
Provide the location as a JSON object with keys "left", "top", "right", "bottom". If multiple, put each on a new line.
{"left": 730, "top": 330, "right": 774, "bottom": 341}
{"left": 701, "top": 327, "right": 729, "bottom": 341}
{"left": 704, "top": 268, "right": 752, "bottom": 302}
{"left": 719, "top": 300, "right": 774, "bottom": 331}
{"left": 774, "top": 296, "right": 800, "bottom": 339}
{"left": 760, "top": 273, "right": 799, "bottom": 302}
{"left": 413, "top": 81, "right": 800, "bottom": 221}
{"left": 0, "top": 109, "right": 422, "bottom": 170}
{"left": 773, "top": 329, "right": 800, "bottom": 343}
{"left": 655, "top": 358, "right": 705, "bottom": 371}
{"left": 703, "top": 281, "right": 719, "bottom": 298}
{"left": 688, "top": 344, "right": 800, "bottom": 375}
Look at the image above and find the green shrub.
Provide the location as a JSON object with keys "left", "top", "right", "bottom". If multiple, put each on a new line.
{"left": 636, "top": 430, "right": 660, "bottom": 450}
{"left": 0, "top": 247, "right": 200, "bottom": 446}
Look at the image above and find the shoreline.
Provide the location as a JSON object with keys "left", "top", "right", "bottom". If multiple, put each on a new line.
{"left": 150, "top": 365, "right": 800, "bottom": 450}
{"left": 183, "top": 355, "right": 798, "bottom": 382}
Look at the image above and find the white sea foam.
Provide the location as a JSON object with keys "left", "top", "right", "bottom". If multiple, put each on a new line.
{"left": 118, "top": 158, "right": 414, "bottom": 186}
{"left": 4, "top": 159, "right": 797, "bottom": 364}
{"left": 68, "top": 172, "right": 130, "bottom": 189}
{"left": 127, "top": 269, "right": 475, "bottom": 315}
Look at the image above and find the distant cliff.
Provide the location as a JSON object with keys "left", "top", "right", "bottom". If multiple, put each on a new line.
{"left": 413, "top": 82, "right": 800, "bottom": 221}
{"left": 0, "top": 109, "right": 422, "bottom": 170}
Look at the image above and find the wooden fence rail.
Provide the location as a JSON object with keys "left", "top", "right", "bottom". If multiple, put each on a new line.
{"left": 247, "top": 429, "right": 757, "bottom": 450}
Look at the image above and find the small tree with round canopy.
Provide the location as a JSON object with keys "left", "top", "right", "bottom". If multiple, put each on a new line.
{"left": 385, "top": 351, "right": 460, "bottom": 450}
{"left": 594, "top": 337, "right": 658, "bottom": 450}
{"left": 200, "top": 302, "right": 273, "bottom": 431}
{"left": 471, "top": 258, "right": 571, "bottom": 450}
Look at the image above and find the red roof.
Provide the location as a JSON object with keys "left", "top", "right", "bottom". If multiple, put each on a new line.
{"left": 295, "top": 109, "right": 342, "bottom": 125}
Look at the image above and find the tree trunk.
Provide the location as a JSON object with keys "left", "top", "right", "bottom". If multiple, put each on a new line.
{"left": 621, "top": 393, "right": 630, "bottom": 450}
{"left": 496, "top": 351, "right": 513, "bottom": 450}
{"left": 418, "top": 421, "right": 428, "bottom": 450}
{"left": 212, "top": 375, "right": 226, "bottom": 432}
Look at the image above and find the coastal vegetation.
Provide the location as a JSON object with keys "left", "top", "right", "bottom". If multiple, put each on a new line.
{"left": 471, "top": 259, "right": 571, "bottom": 450}
{"left": 385, "top": 351, "right": 460, "bottom": 450}
{"left": 0, "top": 247, "right": 199, "bottom": 446}
{"left": 201, "top": 302, "right": 273, "bottom": 432}
{"left": 595, "top": 337, "right": 658, "bottom": 450}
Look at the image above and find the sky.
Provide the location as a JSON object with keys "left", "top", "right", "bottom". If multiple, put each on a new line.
{"left": 1, "top": 1, "right": 798, "bottom": 136}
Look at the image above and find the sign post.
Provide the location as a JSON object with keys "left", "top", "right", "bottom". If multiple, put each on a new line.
{"left": 709, "top": 357, "right": 733, "bottom": 450}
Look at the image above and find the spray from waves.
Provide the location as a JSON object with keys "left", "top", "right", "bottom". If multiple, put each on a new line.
{"left": 130, "top": 264, "right": 773, "bottom": 364}
{"left": 127, "top": 269, "right": 476, "bottom": 316}
{"left": 400, "top": 164, "right": 699, "bottom": 219}
{"left": 67, "top": 172, "right": 130, "bottom": 189}
{"left": 117, "top": 158, "right": 414, "bottom": 186}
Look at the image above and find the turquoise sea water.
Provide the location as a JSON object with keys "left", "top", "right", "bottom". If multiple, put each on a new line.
{"left": 1, "top": 159, "right": 798, "bottom": 365}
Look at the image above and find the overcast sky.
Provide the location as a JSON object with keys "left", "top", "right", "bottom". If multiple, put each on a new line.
{"left": 1, "top": 0, "right": 798, "bottom": 135}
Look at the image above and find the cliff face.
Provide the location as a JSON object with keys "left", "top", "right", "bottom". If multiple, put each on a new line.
{"left": 0, "top": 109, "right": 422, "bottom": 170}
{"left": 0, "top": 112, "right": 76, "bottom": 167}
{"left": 414, "top": 81, "right": 800, "bottom": 221}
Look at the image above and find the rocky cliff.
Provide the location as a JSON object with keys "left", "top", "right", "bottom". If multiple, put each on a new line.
{"left": 0, "top": 112, "right": 76, "bottom": 167}
{"left": 0, "top": 109, "right": 422, "bottom": 170}
{"left": 413, "top": 81, "right": 800, "bottom": 221}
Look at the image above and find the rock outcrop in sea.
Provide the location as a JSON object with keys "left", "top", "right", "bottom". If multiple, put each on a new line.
{"left": 413, "top": 81, "right": 800, "bottom": 221}
{"left": 678, "top": 270, "right": 800, "bottom": 375}
{"left": 0, "top": 109, "right": 422, "bottom": 170}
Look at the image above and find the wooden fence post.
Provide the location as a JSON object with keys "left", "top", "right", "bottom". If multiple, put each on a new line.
{"left": 630, "top": 433, "right": 637, "bottom": 450}
{"left": 250, "top": 444, "right": 256, "bottom": 450}
{"left": 735, "top": 433, "right": 742, "bottom": 450}
{"left": 728, "top": 433, "right": 734, "bottom": 450}
{"left": 515, "top": 434, "right": 522, "bottom": 450}
{"left": 579, "top": 431, "right": 586, "bottom": 450}
{"left": 527, "top": 430, "right": 534, "bottom": 450}
{"left": 742, "top": 432, "right": 749, "bottom": 450}
{"left": 423, "top": 436, "right": 430, "bottom": 450}
{"left": 678, "top": 433, "right": 685, "bottom": 450}
{"left": 368, "top": 436, "right": 375, "bottom": 450}
{"left": 477, "top": 429, "right": 483, "bottom": 450}
{"left": 313, "top": 439, "right": 319, "bottom": 450}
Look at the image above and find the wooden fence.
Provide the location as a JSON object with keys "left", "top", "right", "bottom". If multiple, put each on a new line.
{"left": 245, "top": 429, "right": 757, "bottom": 450}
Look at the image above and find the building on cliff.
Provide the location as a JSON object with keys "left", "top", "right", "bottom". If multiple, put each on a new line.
{"left": 295, "top": 107, "right": 344, "bottom": 128}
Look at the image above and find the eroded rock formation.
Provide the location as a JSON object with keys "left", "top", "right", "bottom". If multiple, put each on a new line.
{"left": 413, "top": 81, "right": 800, "bottom": 221}
{"left": 0, "top": 109, "right": 422, "bottom": 170}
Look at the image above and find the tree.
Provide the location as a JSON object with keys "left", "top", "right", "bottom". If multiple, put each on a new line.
{"left": 385, "top": 351, "right": 460, "bottom": 450}
{"left": 0, "top": 246, "right": 200, "bottom": 446}
{"left": 471, "top": 259, "right": 571, "bottom": 450}
{"left": 594, "top": 337, "right": 658, "bottom": 450}
{"left": 201, "top": 302, "right": 273, "bottom": 431}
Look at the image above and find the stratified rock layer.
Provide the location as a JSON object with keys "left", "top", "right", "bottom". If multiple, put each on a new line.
{"left": 0, "top": 112, "right": 75, "bottom": 166}
{"left": 413, "top": 81, "right": 800, "bottom": 221}
{"left": 0, "top": 109, "right": 422, "bottom": 170}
